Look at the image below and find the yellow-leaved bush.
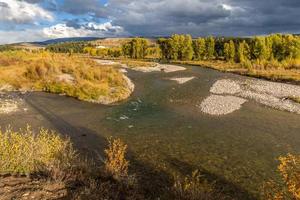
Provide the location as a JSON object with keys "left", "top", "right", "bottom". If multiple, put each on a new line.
{"left": 104, "top": 137, "right": 129, "bottom": 180}
{"left": 0, "top": 126, "right": 76, "bottom": 175}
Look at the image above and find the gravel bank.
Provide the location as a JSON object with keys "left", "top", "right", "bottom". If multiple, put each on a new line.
{"left": 94, "top": 60, "right": 119, "bottom": 65}
{"left": 203, "top": 79, "right": 300, "bottom": 115}
{"left": 131, "top": 64, "right": 186, "bottom": 73}
{"left": 199, "top": 95, "right": 247, "bottom": 115}
{"left": 169, "top": 77, "right": 195, "bottom": 84}
{"left": 96, "top": 74, "right": 135, "bottom": 105}
{"left": 210, "top": 79, "right": 241, "bottom": 94}
{"left": 94, "top": 59, "right": 186, "bottom": 73}
{"left": 0, "top": 93, "right": 25, "bottom": 114}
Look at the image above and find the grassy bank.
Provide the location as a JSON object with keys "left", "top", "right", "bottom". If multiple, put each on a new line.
{"left": 171, "top": 60, "right": 300, "bottom": 84}
{"left": 0, "top": 51, "right": 132, "bottom": 104}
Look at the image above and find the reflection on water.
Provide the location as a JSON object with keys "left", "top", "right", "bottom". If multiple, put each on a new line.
{"left": 1, "top": 65, "right": 300, "bottom": 199}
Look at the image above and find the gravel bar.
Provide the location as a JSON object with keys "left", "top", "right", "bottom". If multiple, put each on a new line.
{"left": 203, "top": 79, "right": 300, "bottom": 115}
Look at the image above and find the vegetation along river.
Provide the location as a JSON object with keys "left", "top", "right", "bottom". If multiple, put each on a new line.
{"left": 1, "top": 64, "right": 300, "bottom": 199}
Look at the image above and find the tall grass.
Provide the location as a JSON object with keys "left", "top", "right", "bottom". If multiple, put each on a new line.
{"left": 0, "top": 50, "right": 130, "bottom": 103}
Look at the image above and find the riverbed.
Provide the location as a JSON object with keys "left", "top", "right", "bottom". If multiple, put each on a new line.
{"left": 1, "top": 64, "right": 300, "bottom": 199}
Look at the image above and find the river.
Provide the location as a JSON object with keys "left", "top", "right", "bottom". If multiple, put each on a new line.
{"left": 1, "top": 65, "right": 300, "bottom": 199}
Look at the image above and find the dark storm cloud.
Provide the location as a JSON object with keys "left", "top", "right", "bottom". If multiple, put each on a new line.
{"left": 104, "top": 0, "right": 300, "bottom": 36}
{"left": 19, "top": 0, "right": 300, "bottom": 36}
{"left": 60, "top": 0, "right": 107, "bottom": 18}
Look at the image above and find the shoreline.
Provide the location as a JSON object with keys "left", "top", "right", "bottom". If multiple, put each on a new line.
{"left": 171, "top": 60, "right": 300, "bottom": 86}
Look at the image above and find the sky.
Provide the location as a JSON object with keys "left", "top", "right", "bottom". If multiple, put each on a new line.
{"left": 0, "top": 0, "right": 300, "bottom": 44}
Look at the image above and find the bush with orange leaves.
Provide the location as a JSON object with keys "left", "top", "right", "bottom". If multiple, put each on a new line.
{"left": 104, "top": 137, "right": 129, "bottom": 180}
{"left": 263, "top": 153, "right": 300, "bottom": 200}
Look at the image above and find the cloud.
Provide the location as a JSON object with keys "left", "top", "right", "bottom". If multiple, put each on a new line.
{"left": 104, "top": 0, "right": 244, "bottom": 36}
{"left": 0, "top": 29, "right": 45, "bottom": 44}
{"left": 103, "top": 0, "right": 300, "bottom": 36}
{"left": 1, "top": 0, "right": 300, "bottom": 44}
{"left": 61, "top": 0, "right": 107, "bottom": 18}
{"left": 0, "top": 0, "right": 53, "bottom": 24}
{"left": 43, "top": 22, "right": 125, "bottom": 38}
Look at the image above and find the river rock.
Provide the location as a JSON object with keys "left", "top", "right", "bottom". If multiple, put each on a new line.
{"left": 199, "top": 95, "right": 247, "bottom": 115}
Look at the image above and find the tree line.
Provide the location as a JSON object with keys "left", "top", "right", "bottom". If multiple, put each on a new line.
{"left": 157, "top": 34, "right": 300, "bottom": 64}
{"left": 44, "top": 34, "right": 300, "bottom": 65}
{"left": 46, "top": 42, "right": 88, "bottom": 54}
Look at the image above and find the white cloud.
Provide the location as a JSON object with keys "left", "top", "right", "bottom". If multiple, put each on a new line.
{"left": 0, "top": 0, "right": 53, "bottom": 24}
{"left": 0, "top": 29, "right": 44, "bottom": 44}
{"left": 0, "top": 22, "right": 126, "bottom": 44}
{"left": 43, "top": 22, "right": 125, "bottom": 38}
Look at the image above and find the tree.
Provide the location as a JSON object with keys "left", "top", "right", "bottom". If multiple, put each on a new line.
{"left": 283, "top": 34, "right": 300, "bottom": 60}
{"left": 122, "top": 38, "right": 149, "bottom": 59}
{"left": 157, "top": 38, "right": 172, "bottom": 60}
{"left": 252, "top": 36, "right": 268, "bottom": 61}
{"left": 193, "top": 38, "right": 206, "bottom": 60}
{"left": 224, "top": 40, "right": 235, "bottom": 62}
{"left": 182, "top": 34, "right": 194, "bottom": 60}
{"left": 206, "top": 36, "right": 215, "bottom": 60}
{"left": 237, "top": 40, "right": 250, "bottom": 63}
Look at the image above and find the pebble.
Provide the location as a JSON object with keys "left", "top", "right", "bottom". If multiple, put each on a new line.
{"left": 199, "top": 95, "right": 247, "bottom": 115}
{"left": 202, "top": 78, "right": 300, "bottom": 115}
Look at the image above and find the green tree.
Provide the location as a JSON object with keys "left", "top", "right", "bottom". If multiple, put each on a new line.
{"left": 206, "top": 36, "right": 215, "bottom": 60}
{"left": 182, "top": 35, "right": 194, "bottom": 60}
{"left": 252, "top": 36, "right": 268, "bottom": 61}
{"left": 224, "top": 40, "right": 235, "bottom": 62}
{"left": 122, "top": 38, "right": 149, "bottom": 59}
{"left": 193, "top": 38, "right": 206, "bottom": 60}
{"left": 237, "top": 40, "right": 250, "bottom": 63}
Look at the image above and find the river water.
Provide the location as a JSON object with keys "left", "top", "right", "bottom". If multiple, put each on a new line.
{"left": 1, "top": 65, "right": 300, "bottom": 199}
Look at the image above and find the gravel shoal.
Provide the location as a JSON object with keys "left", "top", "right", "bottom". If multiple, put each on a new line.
{"left": 199, "top": 95, "right": 247, "bottom": 115}
{"left": 169, "top": 77, "right": 195, "bottom": 84}
{"left": 206, "top": 79, "right": 300, "bottom": 115}
{"left": 240, "top": 90, "right": 300, "bottom": 114}
{"left": 247, "top": 79, "right": 300, "bottom": 98}
{"left": 94, "top": 60, "right": 119, "bottom": 65}
{"left": 132, "top": 64, "right": 186, "bottom": 73}
{"left": 210, "top": 79, "right": 241, "bottom": 94}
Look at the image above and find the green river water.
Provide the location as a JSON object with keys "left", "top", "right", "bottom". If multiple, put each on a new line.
{"left": 1, "top": 65, "right": 300, "bottom": 199}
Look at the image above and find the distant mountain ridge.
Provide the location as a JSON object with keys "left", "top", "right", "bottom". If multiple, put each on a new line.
{"left": 32, "top": 37, "right": 102, "bottom": 45}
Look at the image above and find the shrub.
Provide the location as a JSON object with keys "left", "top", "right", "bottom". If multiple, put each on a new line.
{"left": 172, "top": 170, "right": 216, "bottom": 200}
{"left": 0, "top": 126, "right": 76, "bottom": 177}
{"left": 263, "top": 154, "right": 300, "bottom": 200}
{"left": 0, "top": 51, "right": 130, "bottom": 103}
{"left": 104, "top": 137, "right": 129, "bottom": 180}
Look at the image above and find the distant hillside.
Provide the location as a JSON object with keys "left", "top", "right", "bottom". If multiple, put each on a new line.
{"left": 33, "top": 37, "right": 101, "bottom": 45}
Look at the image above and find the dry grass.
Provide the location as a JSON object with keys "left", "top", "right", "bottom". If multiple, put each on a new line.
{"left": 0, "top": 51, "right": 131, "bottom": 103}
{"left": 0, "top": 126, "right": 76, "bottom": 176}
{"left": 119, "top": 59, "right": 157, "bottom": 68}
{"left": 171, "top": 170, "right": 221, "bottom": 200}
{"left": 263, "top": 153, "right": 300, "bottom": 200}
{"left": 172, "top": 60, "right": 300, "bottom": 83}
